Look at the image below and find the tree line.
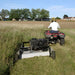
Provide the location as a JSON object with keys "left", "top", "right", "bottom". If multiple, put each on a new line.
{"left": 0, "top": 9, "right": 50, "bottom": 21}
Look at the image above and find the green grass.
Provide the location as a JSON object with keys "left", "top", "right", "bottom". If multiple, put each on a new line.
{"left": 0, "top": 24, "right": 45, "bottom": 75}
{"left": 0, "top": 22, "right": 75, "bottom": 75}
{"left": 10, "top": 29, "right": 75, "bottom": 75}
{"left": 0, "top": 26, "right": 24, "bottom": 75}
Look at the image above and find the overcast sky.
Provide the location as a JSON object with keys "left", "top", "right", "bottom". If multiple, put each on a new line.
{"left": 0, "top": 0, "right": 75, "bottom": 18}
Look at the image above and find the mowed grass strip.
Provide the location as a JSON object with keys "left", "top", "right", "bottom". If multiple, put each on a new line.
{"left": 10, "top": 29, "right": 75, "bottom": 75}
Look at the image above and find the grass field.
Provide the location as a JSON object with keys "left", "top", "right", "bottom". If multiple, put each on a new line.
{"left": 0, "top": 21, "right": 75, "bottom": 75}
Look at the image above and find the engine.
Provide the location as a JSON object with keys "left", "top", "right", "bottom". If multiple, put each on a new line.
{"left": 30, "top": 38, "right": 49, "bottom": 51}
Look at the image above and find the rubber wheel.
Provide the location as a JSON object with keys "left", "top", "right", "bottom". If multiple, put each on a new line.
{"left": 51, "top": 51, "right": 56, "bottom": 59}
{"left": 18, "top": 49, "right": 23, "bottom": 59}
{"left": 54, "top": 40, "right": 57, "bottom": 44}
{"left": 60, "top": 39, "right": 65, "bottom": 45}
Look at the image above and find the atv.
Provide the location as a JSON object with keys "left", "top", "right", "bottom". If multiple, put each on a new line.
{"left": 45, "top": 30, "right": 65, "bottom": 45}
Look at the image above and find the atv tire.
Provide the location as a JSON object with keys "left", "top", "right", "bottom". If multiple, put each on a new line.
{"left": 60, "top": 39, "right": 65, "bottom": 45}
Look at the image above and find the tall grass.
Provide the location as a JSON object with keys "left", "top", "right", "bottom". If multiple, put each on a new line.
{"left": 0, "top": 26, "right": 24, "bottom": 75}
{"left": 0, "top": 21, "right": 75, "bottom": 75}
{"left": 0, "top": 22, "right": 45, "bottom": 75}
{"left": 10, "top": 29, "right": 75, "bottom": 75}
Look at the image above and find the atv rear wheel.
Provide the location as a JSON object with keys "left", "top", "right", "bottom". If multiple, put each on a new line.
{"left": 60, "top": 39, "right": 65, "bottom": 45}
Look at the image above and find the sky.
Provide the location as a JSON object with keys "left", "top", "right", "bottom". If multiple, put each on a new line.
{"left": 0, "top": 0, "right": 75, "bottom": 18}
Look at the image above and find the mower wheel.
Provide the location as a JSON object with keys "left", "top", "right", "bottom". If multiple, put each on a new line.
{"left": 48, "top": 47, "right": 51, "bottom": 57}
{"left": 51, "top": 51, "right": 56, "bottom": 59}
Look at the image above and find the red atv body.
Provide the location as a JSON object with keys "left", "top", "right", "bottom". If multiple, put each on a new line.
{"left": 45, "top": 30, "right": 65, "bottom": 45}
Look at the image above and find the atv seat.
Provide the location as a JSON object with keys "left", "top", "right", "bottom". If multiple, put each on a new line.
{"left": 50, "top": 30, "right": 59, "bottom": 33}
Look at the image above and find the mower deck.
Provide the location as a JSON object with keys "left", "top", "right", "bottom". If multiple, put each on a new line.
{"left": 17, "top": 40, "right": 56, "bottom": 59}
{"left": 22, "top": 50, "right": 49, "bottom": 59}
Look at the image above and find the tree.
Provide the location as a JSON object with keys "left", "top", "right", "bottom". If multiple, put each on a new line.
{"left": 9, "top": 9, "right": 21, "bottom": 20}
{"left": 8, "top": 8, "right": 50, "bottom": 21}
{"left": 55, "top": 17, "right": 61, "bottom": 19}
{"left": 36, "top": 9, "right": 41, "bottom": 19}
{"left": 0, "top": 9, "right": 9, "bottom": 20}
{"left": 9, "top": 9, "right": 31, "bottom": 20}
{"left": 40, "top": 9, "right": 49, "bottom": 20}
{"left": 30, "top": 9, "right": 42, "bottom": 20}
{"left": 63, "top": 14, "right": 68, "bottom": 19}
{"left": 30, "top": 9, "right": 37, "bottom": 20}
{"left": 21, "top": 9, "right": 30, "bottom": 19}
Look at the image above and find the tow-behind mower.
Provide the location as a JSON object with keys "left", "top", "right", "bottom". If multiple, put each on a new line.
{"left": 18, "top": 38, "right": 56, "bottom": 59}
